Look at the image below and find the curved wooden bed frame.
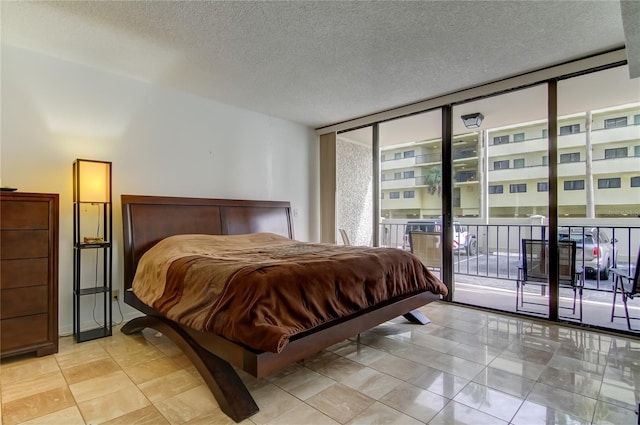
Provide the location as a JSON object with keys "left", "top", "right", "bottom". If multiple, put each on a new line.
{"left": 121, "top": 194, "right": 441, "bottom": 422}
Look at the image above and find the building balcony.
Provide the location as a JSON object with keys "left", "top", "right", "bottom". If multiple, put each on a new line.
{"left": 380, "top": 197, "right": 423, "bottom": 210}
{"left": 489, "top": 165, "right": 548, "bottom": 182}
{"left": 489, "top": 137, "right": 546, "bottom": 156}
{"left": 488, "top": 125, "right": 640, "bottom": 157}
{"left": 381, "top": 157, "right": 417, "bottom": 171}
{"left": 591, "top": 155, "right": 640, "bottom": 175}
{"left": 489, "top": 156, "right": 640, "bottom": 182}
{"left": 381, "top": 177, "right": 420, "bottom": 190}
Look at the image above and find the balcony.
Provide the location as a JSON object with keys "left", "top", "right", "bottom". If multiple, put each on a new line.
{"left": 489, "top": 155, "right": 640, "bottom": 182}
{"left": 416, "top": 153, "right": 442, "bottom": 165}
{"left": 381, "top": 177, "right": 418, "bottom": 190}
{"left": 379, "top": 221, "right": 640, "bottom": 333}
{"left": 489, "top": 124, "right": 640, "bottom": 157}
{"left": 489, "top": 165, "right": 547, "bottom": 182}
{"left": 454, "top": 170, "right": 478, "bottom": 183}
{"left": 381, "top": 157, "right": 417, "bottom": 171}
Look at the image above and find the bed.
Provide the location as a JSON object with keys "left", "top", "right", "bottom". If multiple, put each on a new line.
{"left": 120, "top": 194, "right": 447, "bottom": 422}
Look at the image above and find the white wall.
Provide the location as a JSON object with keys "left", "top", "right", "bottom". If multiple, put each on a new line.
{"left": 1, "top": 45, "right": 320, "bottom": 335}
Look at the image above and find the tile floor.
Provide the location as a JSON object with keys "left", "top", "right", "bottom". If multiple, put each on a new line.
{"left": 1, "top": 301, "right": 639, "bottom": 425}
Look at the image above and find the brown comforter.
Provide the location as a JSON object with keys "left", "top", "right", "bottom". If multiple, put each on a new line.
{"left": 132, "top": 233, "right": 447, "bottom": 353}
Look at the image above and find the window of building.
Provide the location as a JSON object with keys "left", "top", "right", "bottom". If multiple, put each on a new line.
{"left": 493, "top": 135, "right": 509, "bottom": 145}
{"left": 489, "top": 185, "right": 503, "bottom": 194}
{"left": 542, "top": 155, "right": 548, "bottom": 166}
{"left": 604, "top": 116, "right": 628, "bottom": 128}
{"left": 564, "top": 180, "right": 585, "bottom": 190}
{"left": 513, "top": 158, "right": 525, "bottom": 169}
{"left": 509, "top": 183, "right": 527, "bottom": 193}
{"left": 560, "top": 152, "right": 580, "bottom": 163}
{"left": 403, "top": 191, "right": 415, "bottom": 198}
{"left": 513, "top": 133, "right": 525, "bottom": 142}
{"left": 381, "top": 192, "right": 384, "bottom": 199}
{"left": 537, "top": 182, "right": 549, "bottom": 192}
{"left": 559, "top": 124, "right": 580, "bottom": 135}
{"left": 389, "top": 191, "right": 400, "bottom": 199}
{"left": 381, "top": 174, "right": 386, "bottom": 181}
{"left": 635, "top": 114, "right": 640, "bottom": 125}
{"left": 394, "top": 172, "right": 401, "bottom": 180}
{"left": 381, "top": 154, "right": 386, "bottom": 162}
{"left": 394, "top": 152, "right": 402, "bottom": 160}
{"left": 598, "top": 178, "right": 621, "bottom": 189}
{"left": 404, "top": 150, "right": 415, "bottom": 158}
{"left": 403, "top": 170, "right": 414, "bottom": 179}
{"left": 635, "top": 146, "right": 640, "bottom": 157}
{"left": 542, "top": 129, "right": 548, "bottom": 138}
{"left": 493, "top": 160, "right": 509, "bottom": 170}
{"left": 631, "top": 176, "right": 640, "bottom": 187}
{"left": 605, "top": 147, "right": 628, "bottom": 159}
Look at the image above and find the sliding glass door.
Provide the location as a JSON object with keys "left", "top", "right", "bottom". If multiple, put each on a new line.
{"left": 557, "top": 65, "right": 640, "bottom": 332}
{"left": 327, "top": 57, "right": 638, "bottom": 335}
{"left": 378, "top": 110, "right": 443, "bottom": 274}
{"left": 451, "top": 85, "right": 549, "bottom": 317}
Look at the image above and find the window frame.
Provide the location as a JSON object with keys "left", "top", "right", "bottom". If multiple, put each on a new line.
{"left": 564, "top": 180, "right": 585, "bottom": 191}
{"left": 559, "top": 152, "right": 580, "bottom": 163}
{"left": 493, "top": 135, "right": 509, "bottom": 145}
{"left": 604, "top": 147, "right": 628, "bottom": 159}
{"left": 559, "top": 123, "right": 580, "bottom": 135}
{"left": 509, "top": 183, "right": 527, "bottom": 193}
{"left": 604, "top": 116, "right": 628, "bottom": 128}
{"left": 489, "top": 185, "right": 504, "bottom": 194}
{"left": 493, "top": 160, "right": 510, "bottom": 170}
{"left": 598, "top": 177, "right": 621, "bottom": 189}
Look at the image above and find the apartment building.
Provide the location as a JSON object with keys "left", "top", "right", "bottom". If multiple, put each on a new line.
{"left": 380, "top": 105, "right": 640, "bottom": 219}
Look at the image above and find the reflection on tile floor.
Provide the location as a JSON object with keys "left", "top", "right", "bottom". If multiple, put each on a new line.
{"left": 1, "top": 301, "right": 639, "bottom": 424}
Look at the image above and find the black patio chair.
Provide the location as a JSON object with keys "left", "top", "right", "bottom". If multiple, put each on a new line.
{"left": 516, "top": 239, "right": 584, "bottom": 320}
{"left": 610, "top": 246, "right": 640, "bottom": 330}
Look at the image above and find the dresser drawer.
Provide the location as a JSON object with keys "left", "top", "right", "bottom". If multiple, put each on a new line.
{"left": 0, "top": 314, "right": 49, "bottom": 352}
{"left": 0, "top": 286, "right": 49, "bottom": 319}
{"left": 0, "top": 200, "right": 50, "bottom": 229}
{"left": 0, "top": 230, "right": 49, "bottom": 259}
{"left": 1, "top": 258, "right": 49, "bottom": 289}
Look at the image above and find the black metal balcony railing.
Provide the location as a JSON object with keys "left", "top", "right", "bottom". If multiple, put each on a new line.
{"left": 379, "top": 222, "right": 640, "bottom": 292}
{"left": 416, "top": 153, "right": 442, "bottom": 164}
{"left": 453, "top": 149, "right": 477, "bottom": 160}
{"left": 454, "top": 171, "right": 477, "bottom": 183}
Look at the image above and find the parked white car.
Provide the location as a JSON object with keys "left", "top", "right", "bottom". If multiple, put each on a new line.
{"left": 559, "top": 227, "right": 618, "bottom": 280}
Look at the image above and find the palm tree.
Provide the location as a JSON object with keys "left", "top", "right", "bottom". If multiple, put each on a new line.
{"left": 425, "top": 166, "right": 442, "bottom": 196}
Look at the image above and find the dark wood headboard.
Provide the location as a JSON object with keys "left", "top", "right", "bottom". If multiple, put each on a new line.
{"left": 121, "top": 195, "right": 293, "bottom": 292}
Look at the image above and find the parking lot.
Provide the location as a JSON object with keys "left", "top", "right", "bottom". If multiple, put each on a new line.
{"left": 451, "top": 251, "right": 632, "bottom": 291}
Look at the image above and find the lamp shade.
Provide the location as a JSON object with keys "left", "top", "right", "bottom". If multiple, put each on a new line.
{"left": 74, "top": 159, "right": 111, "bottom": 203}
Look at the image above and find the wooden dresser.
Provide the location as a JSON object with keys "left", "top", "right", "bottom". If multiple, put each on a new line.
{"left": 1, "top": 192, "right": 59, "bottom": 357}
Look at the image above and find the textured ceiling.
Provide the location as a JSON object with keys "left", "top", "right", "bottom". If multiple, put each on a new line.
{"left": 0, "top": 1, "right": 631, "bottom": 128}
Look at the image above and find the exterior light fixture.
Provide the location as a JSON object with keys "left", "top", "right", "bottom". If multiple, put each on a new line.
{"left": 461, "top": 113, "right": 484, "bottom": 129}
